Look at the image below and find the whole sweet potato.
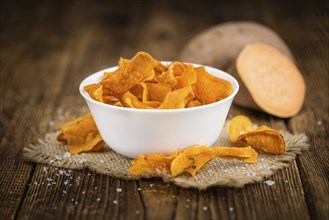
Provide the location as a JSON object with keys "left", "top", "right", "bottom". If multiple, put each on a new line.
{"left": 179, "top": 21, "right": 305, "bottom": 118}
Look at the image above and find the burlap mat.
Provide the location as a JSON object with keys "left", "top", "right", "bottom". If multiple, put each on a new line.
{"left": 23, "top": 123, "right": 308, "bottom": 189}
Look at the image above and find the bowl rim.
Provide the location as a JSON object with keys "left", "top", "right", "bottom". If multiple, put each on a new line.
{"left": 79, "top": 62, "right": 239, "bottom": 113}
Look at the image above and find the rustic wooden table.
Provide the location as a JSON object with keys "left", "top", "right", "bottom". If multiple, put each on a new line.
{"left": 1, "top": 1, "right": 328, "bottom": 219}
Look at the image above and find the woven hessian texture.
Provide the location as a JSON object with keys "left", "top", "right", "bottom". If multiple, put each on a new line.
{"left": 23, "top": 124, "right": 308, "bottom": 189}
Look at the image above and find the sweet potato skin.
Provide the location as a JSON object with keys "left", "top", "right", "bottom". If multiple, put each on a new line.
{"left": 178, "top": 21, "right": 294, "bottom": 70}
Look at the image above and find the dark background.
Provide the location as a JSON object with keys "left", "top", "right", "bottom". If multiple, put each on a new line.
{"left": 1, "top": 1, "right": 328, "bottom": 219}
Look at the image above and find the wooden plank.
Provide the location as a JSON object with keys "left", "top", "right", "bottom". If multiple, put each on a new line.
{"left": 14, "top": 2, "right": 151, "bottom": 219}
{"left": 0, "top": 159, "right": 33, "bottom": 219}
{"left": 264, "top": 2, "right": 329, "bottom": 219}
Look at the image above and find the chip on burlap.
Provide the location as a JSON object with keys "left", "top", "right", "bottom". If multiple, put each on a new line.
{"left": 23, "top": 122, "right": 308, "bottom": 189}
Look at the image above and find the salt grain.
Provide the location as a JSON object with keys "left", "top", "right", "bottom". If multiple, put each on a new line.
{"left": 43, "top": 167, "right": 47, "bottom": 172}
{"left": 79, "top": 158, "right": 87, "bottom": 164}
{"left": 96, "top": 198, "right": 101, "bottom": 202}
{"left": 47, "top": 178, "right": 53, "bottom": 181}
{"left": 82, "top": 191, "right": 85, "bottom": 194}
{"left": 149, "top": 183, "right": 155, "bottom": 187}
{"left": 264, "top": 180, "right": 275, "bottom": 186}
{"left": 229, "top": 207, "right": 234, "bottom": 212}
{"left": 63, "top": 152, "right": 71, "bottom": 158}
{"left": 137, "top": 187, "right": 141, "bottom": 191}
{"left": 186, "top": 199, "right": 190, "bottom": 202}
{"left": 116, "top": 188, "right": 122, "bottom": 192}
{"left": 49, "top": 159, "right": 55, "bottom": 163}
{"left": 203, "top": 206, "right": 208, "bottom": 211}
{"left": 136, "top": 210, "right": 140, "bottom": 214}
{"left": 99, "top": 160, "right": 104, "bottom": 163}
{"left": 75, "top": 201, "right": 78, "bottom": 205}
{"left": 55, "top": 155, "right": 62, "bottom": 160}
{"left": 64, "top": 180, "right": 69, "bottom": 185}
{"left": 113, "top": 200, "right": 118, "bottom": 204}
{"left": 59, "top": 170, "right": 64, "bottom": 175}
{"left": 34, "top": 181, "right": 38, "bottom": 185}
{"left": 317, "top": 120, "right": 322, "bottom": 126}
{"left": 185, "top": 205, "right": 189, "bottom": 208}
{"left": 63, "top": 190, "right": 66, "bottom": 194}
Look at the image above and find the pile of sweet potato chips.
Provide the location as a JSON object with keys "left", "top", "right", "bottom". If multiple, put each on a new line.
{"left": 84, "top": 51, "right": 233, "bottom": 109}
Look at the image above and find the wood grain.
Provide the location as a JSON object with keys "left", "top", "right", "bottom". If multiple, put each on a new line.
{"left": 0, "top": 1, "right": 328, "bottom": 220}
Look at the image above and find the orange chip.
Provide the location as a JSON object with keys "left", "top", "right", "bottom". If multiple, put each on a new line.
{"left": 170, "top": 145, "right": 258, "bottom": 177}
{"left": 114, "top": 101, "right": 123, "bottom": 107}
{"left": 212, "top": 146, "right": 258, "bottom": 163}
{"left": 154, "top": 61, "right": 168, "bottom": 74}
{"left": 228, "top": 115, "right": 286, "bottom": 154}
{"left": 158, "top": 86, "right": 195, "bottom": 109}
{"left": 118, "top": 57, "right": 129, "bottom": 67}
{"left": 176, "top": 64, "right": 197, "bottom": 89}
{"left": 128, "top": 150, "right": 181, "bottom": 176}
{"left": 101, "top": 52, "right": 158, "bottom": 97}
{"left": 103, "top": 95, "right": 120, "bottom": 105}
{"left": 193, "top": 66, "right": 233, "bottom": 104}
{"left": 130, "top": 83, "right": 149, "bottom": 102}
{"left": 186, "top": 100, "right": 202, "bottom": 108}
{"left": 228, "top": 115, "right": 254, "bottom": 142}
{"left": 84, "top": 84, "right": 104, "bottom": 102}
{"left": 169, "top": 61, "right": 186, "bottom": 77}
{"left": 170, "top": 146, "right": 208, "bottom": 177}
{"left": 143, "top": 101, "right": 161, "bottom": 108}
{"left": 146, "top": 82, "right": 172, "bottom": 102}
{"left": 237, "top": 126, "right": 285, "bottom": 154}
{"left": 184, "top": 148, "right": 217, "bottom": 176}
{"left": 121, "top": 92, "right": 153, "bottom": 109}
{"left": 57, "top": 113, "right": 105, "bottom": 154}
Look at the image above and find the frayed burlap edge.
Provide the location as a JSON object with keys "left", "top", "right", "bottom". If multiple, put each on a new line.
{"left": 22, "top": 129, "right": 308, "bottom": 189}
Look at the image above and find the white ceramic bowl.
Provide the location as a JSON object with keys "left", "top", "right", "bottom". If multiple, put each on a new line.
{"left": 79, "top": 62, "right": 239, "bottom": 158}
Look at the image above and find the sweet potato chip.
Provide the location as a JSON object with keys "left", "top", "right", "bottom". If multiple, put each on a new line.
{"left": 101, "top": 52, "right": 158, "bottom": 97}
{"left": 146, "top": 82, "right": 172, "bottom": 102}
{"left": 237, "top": 126, "right": 285, "bottom": 154}
{"left": 170, "top": 145, "right": 258, "bottom": 177}
{"left": 228, "top": 115, "right": 254, "bottom": 142}
{"left": 128, "top": 150, "right": 181, "bottom": 176}
{"left": 121, "top": 92, "right": 153, "bottom": 109}
{"left": 186, "top": 100, "right": 202, "bottom": 108}
{"left": 84, "top": 84, "right": 104, "bottom": 102}
{"left": 193, "top": 66, "right": 233, "bottom": 104}
{"left": 158, "top": 86, "right": 195, "bottom": 109}
{"left": 176, "top": 64, "right": 197, "bottom": 89}
{"left": 170, "top": 146, "right": 208, "bottom": 177}
{"left": 129, "top": 83, "right": 149, "bottom": 102}
{"left": 170, "top": 61, "right": 186, "bottom": 77}
{"left": 154, "top": 61, "right": 168, "bottom": 74}
{"left": 228, "top": 115, "right": 286, "bottom": 154}
{"left": 57, "top": 113, "right": 105, "bottom": 154}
